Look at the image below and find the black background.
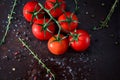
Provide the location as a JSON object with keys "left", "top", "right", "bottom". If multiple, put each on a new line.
{"left": 0, "top": 0, "right": 120, "bottom": 80}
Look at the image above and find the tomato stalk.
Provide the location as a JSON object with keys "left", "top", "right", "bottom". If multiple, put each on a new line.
{"left": 18, "top": 38, "right": 55, "bottom": 80}
{"left": 93, "top": 0, "right": 119, "bottom": 30}
{"left": 38, "top": 3, "right": 62, "bottom": 40}
{"left": 0, "top": 0, "right": 18, "bottom": 46}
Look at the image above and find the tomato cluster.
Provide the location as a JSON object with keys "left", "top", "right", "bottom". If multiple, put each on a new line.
{"left": 23, "top": 0, "right": 90, "bottom": 55}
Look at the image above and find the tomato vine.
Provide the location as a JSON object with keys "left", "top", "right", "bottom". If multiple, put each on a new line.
{"left": 38, "top": 3, "right": 62, "bottom": 39}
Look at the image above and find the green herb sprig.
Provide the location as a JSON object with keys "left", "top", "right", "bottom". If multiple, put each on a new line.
{"left": 73, "top": 0, "right": 79, "bottom": 13}
{"left": 0, "top": 0, "right": 18, "bottom": 45}
{"left": 18, "top": 38, "right": 55, "bottom": 80}
{"left": 93, "top": 0, "right": 119, "bottom": 30}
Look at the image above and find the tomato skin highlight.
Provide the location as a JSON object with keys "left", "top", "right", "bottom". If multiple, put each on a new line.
{"left": 69, "top": 30, "right": 90, "bottom": 51}
{"left": 48, "top": 34, "right": 69, "bottom": 55}
{"left": 32, "top": 19, "right": 55, "bottom": 40}
{"left": 45, "top": 0, "right": 66, "bottom": 18}
{"left": 58, "top": 12, "right": 78, "bottom": 33}
{"left": 23, "top": 1, "right": 44, "bottom": 22}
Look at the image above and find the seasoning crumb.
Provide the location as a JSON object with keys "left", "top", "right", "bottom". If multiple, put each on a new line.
{"left": 101, "top": 3, "right": 105, "bottom": 7}
{"left": 83, "top": 78, "right": 87, "bottom": 80}
{"left": 45, "top": 74, "right": 49, "bottom": 77}
{"left": 85, "top": 12, "right": 89, "bottom": 15}
{"left": 14, "top": 51, "right": 20, "bottom": 56}
{"left": 91, "top": 14, "right": 95, "bottom": 18}
{"left": 8, "top": 49, "right": 11, "bottom": 52}
{"left": 17, "top": 58, "right": 21, "bottom": 62}
{"left": 9, "top": 72, "right": 12, "bottom": 74}
{"left": 49, "top": 77, "right": 52, "bottom": 80}
{"left": 115, "top": 41, "right": 119, "bottom": 45}
{"left": 2, "top": 56, "right": 8, "bottom": 59}
{"left": 94, "top": 59, "right": 97, "bottom": 61}
{"left": 12, "top": 68, "right": 16, "bottom": 71}
{"left": 109, "top": 34, "right": 114, "bottom": 37}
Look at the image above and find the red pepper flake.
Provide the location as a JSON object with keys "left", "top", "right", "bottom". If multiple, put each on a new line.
{"left": 14, "top": 51, "right": 20, "bottom": 56}
{"left": 33, "top": 76, "right": 37, "bottom": 80}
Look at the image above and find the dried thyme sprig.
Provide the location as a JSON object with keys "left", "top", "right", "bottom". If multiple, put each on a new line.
{"left": 0, "top": 0, "right": 18, "bottom": 46}
{"left": 93, "top": 0, "right": 119, "bottom": 30}
{"left": 73, "top": 0, "right": 79, "bottom": 13}
{"left": 18, "top": 38, "right": 55, "bottom": 80}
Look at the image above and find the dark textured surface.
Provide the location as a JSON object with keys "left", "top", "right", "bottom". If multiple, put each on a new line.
{"left": 0, "top": 0, "right": 120, "bottom": 80}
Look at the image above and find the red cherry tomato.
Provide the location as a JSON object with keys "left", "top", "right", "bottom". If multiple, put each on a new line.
{"left": 32, "top": 19, "right": 55, "bottom": 40}
{"left": 48, "top": 34, "right": 69, "bottom": 55}
{"left": 23, "top": 1, "right": 44, "bottom": 22}
{"left": 58, "top": 12, "right": 79, "bottom": 33}
{"left": 69, "top": 30, "right": 90, "bottom": 51}
{"left": 45, "top": 0, "right": 66, "bottom": 17}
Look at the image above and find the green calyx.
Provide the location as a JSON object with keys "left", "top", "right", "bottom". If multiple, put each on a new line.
{"left": 65, "top": 13, "right": 79, "bottom": 24}
{"left": 70, "top": 32, "right": 80, "bottom": 42}
{"left": 66, "top": 17, "right": 73, "bottom": 23}
{"left": 37, "top": 17, "right": 53, "bottom": 35}
{"left": 51, "top": 34, "right": 68, "bottom": 43}
{"left": 29, "top": 5, "right": 43, "bottom": 23}
{"left": 37, "top": 23, "right": 49, "bottom": 31}
{"left": 37, "top": 22, "right": 52, "bottom": 38}
{"left": 59, "top": 12, "right": 79, "bottom": 24}
{"left": 31, "top": 10, "right": 38, "bottom": 16}
{"left": 54, "top": 2, "right": 62, "bottom": 9}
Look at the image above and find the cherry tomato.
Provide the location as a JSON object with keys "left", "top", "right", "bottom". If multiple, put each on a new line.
{"left": 69, "top": 30, "right": 90, "bottom": 51}
{"left": 45, "top": 0, "right": 66, "bottom": 17}
{"left": 23, "top": 1, "right": 44, "bottom": 22}
{"left": 48, "top": 34, "right": 69, "bottom": 55}
{"left": 32, "top": 18, "right": 55, "bottom": 40}
{"left": 58, "top": 12, "right": 79, "bottom": 33}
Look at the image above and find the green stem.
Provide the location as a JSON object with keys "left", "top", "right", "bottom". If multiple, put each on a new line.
{"left": 73, "top": 0, "right": 79, "bottom": 13}
{"left": 0, "top": 0, "right": 17, "bottom": 46}
{"left": 93, "top": 0, "right": 118, "bottom": 30}
{"left": 101, "top": 0, "right": 118, "bottom": 27}
{"left": 38, "top": 3, "right": 61, "bottom": 39}
{"left": 18, "top": 38, "right": 55, "bottom": 80}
